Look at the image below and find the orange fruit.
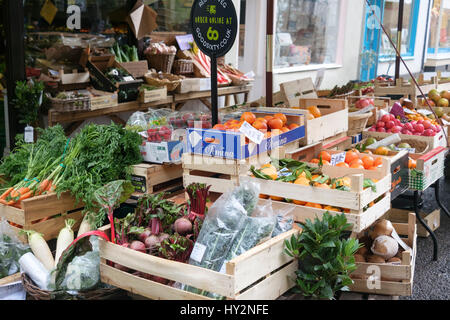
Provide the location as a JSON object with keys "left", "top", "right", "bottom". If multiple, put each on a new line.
{"left": 253, "top": 120, "right": 268, "bottom": 131}
{"left": 336, "top": 162, "right": 349, "bottom": 168}
{"left": 281, "top": 127, "right": 290, "bottom": 133}
{"left": 322, "top": 160, "right": 330, "bottom": 165}
{"left": 268, "top": 118, "right": 284, "bottom": 130}
{"left": 241, "top": 112, "right": 256, "bottom": 124}
{"left": 264, "top": 115, "right": 274, "bottom": 122}
{"left": 305, "top": 202, "right": 323, "bottom": 209}
{"left": 361, "top": 155, "right": 374, "bottom": 169}
{"left": 294, "top": 177, "right": 310, "bottom": 186}
{"left": 323, "top": 205, "right": 341, "bottom": 212}
{"left": 307, "top": 113, "right": 315, "bottom": 120}
{"left": 319, "top": 151, "right": 332, "bottom": 162}
{"left": 288, "top": 123, "right": 300, "bottom": 130}
{"left": 293, "top": 200, "right": 307, "bottom": 206}
{"left": 270, "top": 195, "right": 285, "bottom": 201}
{"left": 310, "top": 158, "right": 320, "bottom": 164}
{"left": 349, "top": 159, "right": 364, "bottom": 167}
{"left": 350, "top": 163, "right": 365, "bottom": 169}
{"left": 261, "top": 163, "right": 273, "bottom": 169}
{"left": 261, "top": 166, "right": 278, "bottom": 180}
{"left": 345, "top": 151, "right": 359, "bottom": 164}
{"left": 274, "top": 113, "right": 288, "bottom": 125}
{"left": 255, "top": 117, "right": 267, "bottom": 124}
{"left": 362, "top": 150, "right": 373, "bottom": 155}
{"left": 314, "top": 183, "right": 331, "bottom": 189}
{"left": 408, "top": 159, "right": 417, "bottom": 169}
{"left": 308, "top": 106, "right": 321, "bottom": 118}
{"left": 374, "top": 146, "right": 390, "bottom": 156}
{"left": 259, "top": 194, "right": 270, "bottom": 199}
{"left": 373, "top": 157, "right": 383, "bottom": 168}
{"left": 213, "top": 124, "right": 226, "bottom": 131}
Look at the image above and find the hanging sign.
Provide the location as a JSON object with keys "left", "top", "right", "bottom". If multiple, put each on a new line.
{"left": 40, "top": 0, "right": 58, "bottom": 25}
{"left": 191, "top": 0, "right": 238, "bottom": 57}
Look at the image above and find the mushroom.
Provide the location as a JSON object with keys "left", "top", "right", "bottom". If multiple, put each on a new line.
{"left": 387, "top": 257, "right": 402, "bottom": 264}
{"left": 354, "top": 254, "right": 366, "bottom": 263}
{"left": 371, "top": 235, "right": 399, "bottom": 260}
{"left": 370, "top": 219, "right": 394, "bottom": 240}
{"left": 357, "top": 246, "right": 369, "bottom": 256}
{"left": 367, "top": 255, "right": 386, "bottom": 263}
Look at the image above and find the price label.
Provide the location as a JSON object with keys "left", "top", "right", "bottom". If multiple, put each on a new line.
{"left": 123, "top": 76, "right": 135, "bottom": 82}
{"left": 417, "top": 109, "right": 433, "bottom": 116}
{"left": 176, "top": 34, "right": 194, "bottom": 51}
{"left": 395, "top": 147, "right": 416, "bottom": 153}
{"left": 239, "top": 121, "right": 264, "bottom": 144}
{"left": 403, "top": 108, "right": 416, "bottom": 115}
{"left": 190, "top": 243, "right": 207, "bottom": 263}
{"left": 190, "top": 0, "right": 238, "bottom": 57}
{"left": 24, "top": 126, "right": 34, "bottom": 143}
{"left": 330, "top": 152, "right": 346, "bottom": 166}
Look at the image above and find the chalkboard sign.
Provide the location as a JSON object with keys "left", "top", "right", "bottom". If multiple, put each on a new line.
{"left": 191, "top": 0, "right": 238, "bottom": 57}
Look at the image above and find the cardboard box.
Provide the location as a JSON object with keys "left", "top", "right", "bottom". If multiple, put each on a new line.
{"left": 176, "top": 78, "right": 211, "bottom": 94}
{"left": 140, "top": 140, "right": 184, "bottom": 164}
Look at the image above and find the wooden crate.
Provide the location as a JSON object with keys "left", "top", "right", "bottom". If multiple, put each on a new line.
{"left": 99, "top": 226, "right": 299, "bottom": 300}
{"left": 0, "top": 192, "right": 84, "bottom": 243}
{"left": 279, "top": 77, "right": 318, "bottom": 107}
{"left": 0, "top": 273, "right": 21, "bottom": 286}
{"left": 182, "top": 152, "right": 272, "bottom": 194}
{"left": 374, "top": 78, "right": 433, "bottom": 105}
{"left": 297, "top": 98, "right": 349, "bottom": 145}
{"left": 349, "top": 212, "right": 417, "bottom": 296}
{"left": 119, "top": 61, "right": 149, "bottom": 79}
{"left": 346, "top": 95, "right": 391, "bottom": 127}
{"left": 386, "top": 208, "right": 440, "bottom": 238}
{"left": 362, "top": 127, "right": 448, "bottom": 149}
{"left": 131, "top": 163, "right": 183, "bottom": 195}
{"left": 138, "top": 86, "right": 167, "bottom": 104}
{"left": 58, "top": 69, "right": 90, "bottom": 91}
{"left": 408, "top": 147, "right": 447, "bottom": 191}
{"left": 88, "top": 88, "right": 118, "bottom": 110}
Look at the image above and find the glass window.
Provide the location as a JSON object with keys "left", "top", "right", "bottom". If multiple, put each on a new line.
{"left": 428, "top": 0, "right": 450, "bottom": 54}
{"left": 274, "top": 0, "right": 341, "bottom": 69}
{"left": 379, "top": 0, "right": 419, "bottom": 59}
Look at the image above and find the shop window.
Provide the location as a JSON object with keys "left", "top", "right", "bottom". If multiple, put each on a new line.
{"left": 378, "top": 0, "right": 419, "bottom": 61}
{"left": 428, "top": 0, "right": 450, "bottom": 54}
{"left": 274, "top": 0, "right": 342, "bottom": 69}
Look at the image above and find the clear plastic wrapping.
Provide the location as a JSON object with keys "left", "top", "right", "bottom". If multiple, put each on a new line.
{"left": 0, "top": 219, "right": 30, "bottom": 279}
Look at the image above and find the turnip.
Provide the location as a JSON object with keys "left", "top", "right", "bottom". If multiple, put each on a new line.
{"left": 54, "top": 219, "right": 76, "bottom": 267}
{"left": 174, "top": 217, "right": 193, "bottom": 235}
{"left": 139, "top": 228, "right": 152, "bottom": 243}
{"left": 130, "top": 240, "right": 146, "bottom": 253}
{"left": 24, "top": 230, "right": 55, "bottom": 271}
{"left": 144, "top": 235, "right": 160, "bottom": 251}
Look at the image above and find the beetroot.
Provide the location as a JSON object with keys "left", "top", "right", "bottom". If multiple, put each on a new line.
{"left": 139, "top": 228, "right": 152, "bottom": 242}
{"left": 174, "top": 217, "right": 193, "bottom": 235}
{"left": 114, "top": 263, "right": 130, "bottom": 272}
{"left": 130, "top": 240, "right": 146, "bottom": 253}
{"left": 145, "top": 235, "right": 161, "bottom": 250}
{"left": 158, "top": 233, "right": 170, "bottom": 243}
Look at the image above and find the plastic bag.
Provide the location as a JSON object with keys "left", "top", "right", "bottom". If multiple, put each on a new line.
{"left": 272, "top": 210, "right": 295, "bottom": 238}
{"left": 59, "top": 237, "right": 100, "bottom": 291}
{"left": 126, "top": 111, "right": 148, "bottom": 131}
{"left": 0, "top": 219, "right": 30, "bottom": 279}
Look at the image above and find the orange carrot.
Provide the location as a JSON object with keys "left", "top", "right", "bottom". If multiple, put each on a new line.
{"left": 0, "top": 187, "right": 14, "bottom": 200}
{"left": 19, "top": 190, "right": 33, "bottom": 201}
{"left": 0, "top": 199, "right": 8, "bottom": 205}
{"left": 9, "top": 189, "right": 19, "bottom": 198}
{"left": 38, "top": 180, "right": 50, "bottom": 194}
{"left": 6, "top": 200, "right": 16, "bottom": 205}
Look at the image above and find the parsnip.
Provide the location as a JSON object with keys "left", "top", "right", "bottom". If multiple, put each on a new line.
{"left": 24, "top": 230, "right": 54, "bottom": 271}
{"left": 54, "top": 219, "right": 75, "bottom": 267}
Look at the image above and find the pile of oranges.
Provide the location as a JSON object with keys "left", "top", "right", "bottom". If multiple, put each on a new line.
{"left": 213, "top": 111, "right": 300, "bottom": 139}
{"left": 309, "top": 150, "right": 383, "bottom": 170}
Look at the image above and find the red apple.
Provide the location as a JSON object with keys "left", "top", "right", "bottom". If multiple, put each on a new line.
{"left": 391, "top": 126, "right": 402, "bottom": 133}
{"left": 377, "top": 127, "right": 386, "bottom": 132}
{"left": 413, "top": 124, "right": 424, "bottom": 133}
{"left": 422, "top": 120, "right": 432, "bottom": 130}
{"left": 368, "top": 127, "right": 377, "bottom": 132}
{"left": 385, "top": 121, "right": 395, "bottom": 129}
{"left": 389, "top": 114, "right": 396, "bottom": 121}
{"left": 376, "top": 121, "right": 386, "bottom": 128}
{"left": 404, "top": 123, "right": 414, "bottom": 132}
{"left": 424, "top": 129, "right": 436, "bottom": 136}
{"left": 381, "top": 115, "right": 391, "bottom": 123}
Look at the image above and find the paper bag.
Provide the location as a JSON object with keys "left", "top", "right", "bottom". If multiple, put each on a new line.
{"left": 127, "top": 0, "right": 158, "bottom": 40}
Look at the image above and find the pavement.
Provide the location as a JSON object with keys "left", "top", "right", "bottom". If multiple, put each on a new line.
{"left": 393, "top": 178, "right": 450, "bottom": 300}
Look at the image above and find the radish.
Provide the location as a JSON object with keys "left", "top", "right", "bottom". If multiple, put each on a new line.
{"left": 174, "top": 217, "right": 193, "bottom": 235}
{"left": 24, "top": 230, "right": 55, "bottom": 271}
{"left": 54, "top": 219, "right": 76, "bottom": 267}
{"left": 130, "top": 240, "right": 146, "bottom": 253}
{"left": 76, "top": 214, "right": 92, "bottom": 238}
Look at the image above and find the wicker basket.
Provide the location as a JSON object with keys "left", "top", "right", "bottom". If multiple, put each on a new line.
{"left": 348, "top": 112, "right": 372, "bottom": 136}
{"left": 144, "top": 72, "right": 183, "bottom": 92}
{"left": 146, "top": 53, "right": 176, "bottom": 73}
{"left": 400, "top": 139, "right": 430, "bottom": 154}
{"left": 49, "top": 94, "right": 91, "bottom": 112}
{"left": 172, "top": 59, "right": 194, "bottom": 75}
{"left": 21, "top": 273, "right": 123, "bottom": 300}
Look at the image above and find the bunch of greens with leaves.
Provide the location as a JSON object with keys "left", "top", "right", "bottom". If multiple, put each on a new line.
{"left": 0, "top": 224, "right": 31, "bottom": 278}
{"left": 54, "top": 123, "right": 142, "bottom": 227}
{"left": 285, "top": 212, "right": 361, "bottom": 300}
{"left": 0, "top": 125, "right": 68, "bottom": 189}
{"left": 13, "top": 80, "right": 45, "bottom": 126}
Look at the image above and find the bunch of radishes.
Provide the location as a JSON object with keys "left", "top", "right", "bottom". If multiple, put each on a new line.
{"left": 368, "top": 113, "right": 442, "bottom": 137}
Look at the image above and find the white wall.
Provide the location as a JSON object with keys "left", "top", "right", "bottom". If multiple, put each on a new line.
{"left": 377, "top": 0, "right": 431, "bottom": 77}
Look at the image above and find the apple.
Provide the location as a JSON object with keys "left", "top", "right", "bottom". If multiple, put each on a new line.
{"left": 368, "top": 127, "right": 377, "bottom": 132}
{"left": 377, "top": 127, "right": 386, "bottom": 133}
{"left": 394, "top": 119, "right": 402, "bottom": 126}
{"left": 413, "top": 124, "right": 425, "bottom": 133}
{"left": 391, "top": 126, "right": 402, "bottom": 133}
{"left": 381, "top": 114, "right": 391, "bottom": 123}
{"left": 433, "top": 125, "right": 441, "bottom": 132}
{"left": 376, "top": 121, "right": 386, "bottom": 128}
{"left": 423, "top": 129, "right": 436, "bottom": 136}
{"left": 422, "top": 120, "right": 432, "bottom": 130}
{"left": 404, "top": 123, "right": 414, "bottom": 132}
{"left": 385, "top": 121, "right": 395, "bottom": 129}
{"left": 356, "top": 99, "right": 371, "bottom": 109}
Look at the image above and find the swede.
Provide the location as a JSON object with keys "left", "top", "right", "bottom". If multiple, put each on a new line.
{"left": 24, "top": 230, "right": 55, "bottom": 271}
{"left": 54, "top": 219, "right": 76, "bottom": 267}
{"left": 77, "top": 214, "right": 92, "bottom": 238}
{"left": 174, "top": 217, "right": 192, "bottom": 235}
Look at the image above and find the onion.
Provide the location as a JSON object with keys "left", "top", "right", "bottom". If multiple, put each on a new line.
{"left": 130, "top": 240, "right": 146, "bottom": 253}
{"left": 174, "top": 217, "right": 193, "bottom": 235}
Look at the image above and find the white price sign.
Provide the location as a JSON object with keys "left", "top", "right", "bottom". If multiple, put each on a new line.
{"left": 239, "top": 121, "right": 264, "bottom": 144}
{"left": 190, "top": 243, "right": 206, "bottom": 263}
{"left": 123, "top": 76, "right": 135, "bottom": 82}
{"left": 330, "top": 152, "right": 346, "bottom": 166}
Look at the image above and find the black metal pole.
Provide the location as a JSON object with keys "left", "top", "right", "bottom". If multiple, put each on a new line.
{"left": 211, "top": 55, "right": 218, "bottom": 126}
{"left": 395, "top": 0, "right": 404, "bottom": 80}
{"left": 414, "top": 191, "right": 438, "bottom": 261}
{"left": 266, "top": 0, "right": 274, "bottom": 108}
{"left": 4, "top": 0, "right": 26, "bottom": 150}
